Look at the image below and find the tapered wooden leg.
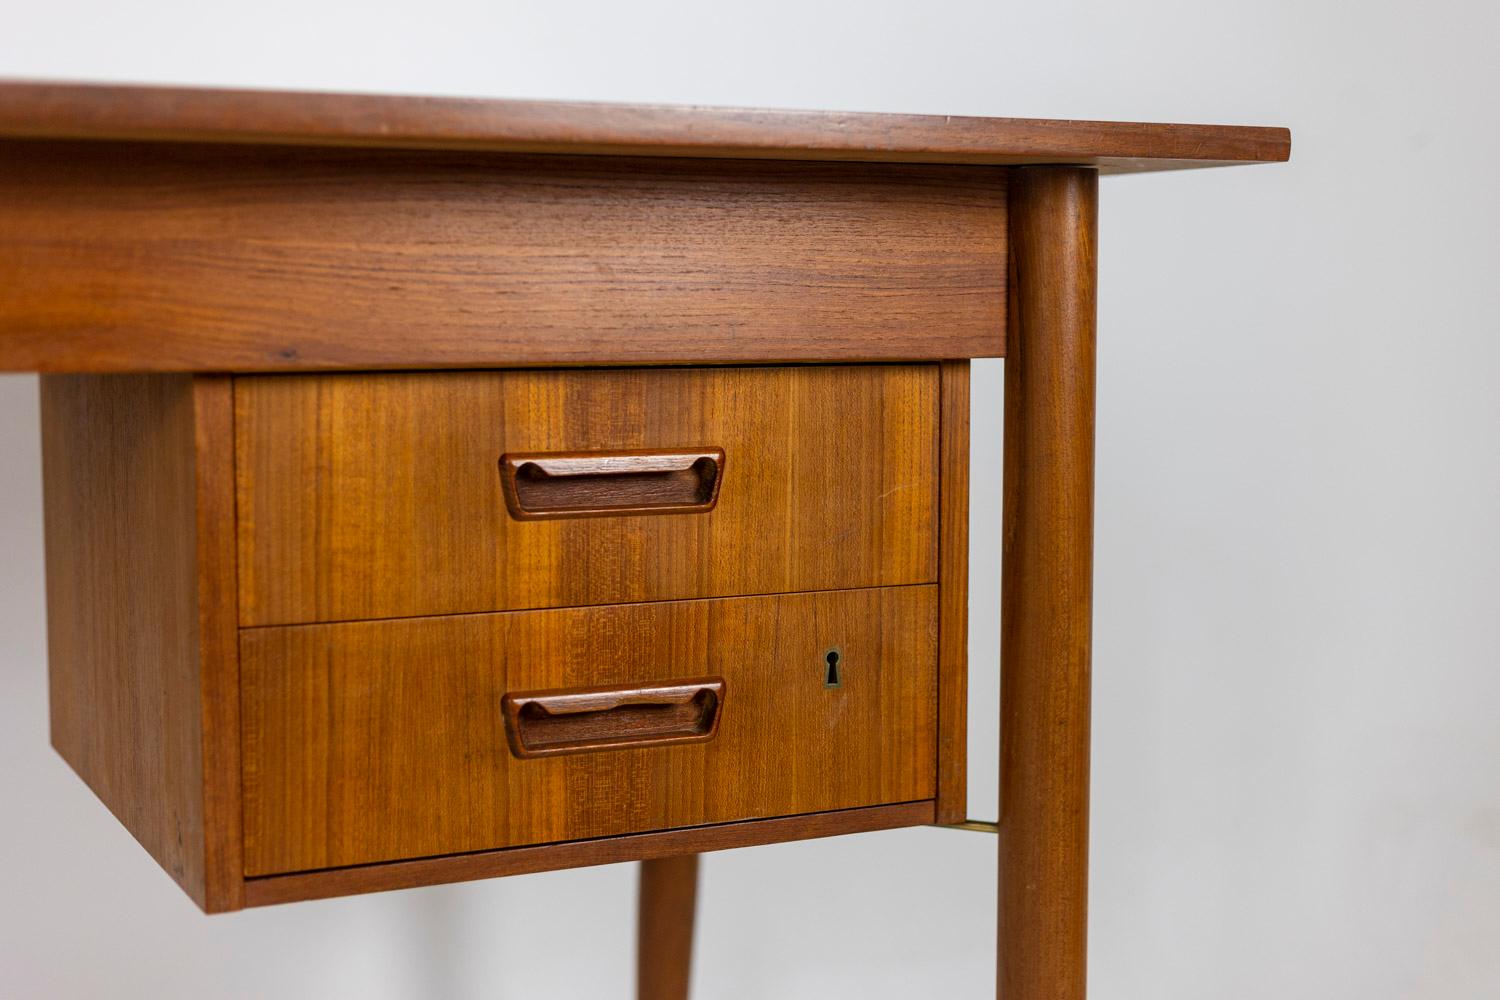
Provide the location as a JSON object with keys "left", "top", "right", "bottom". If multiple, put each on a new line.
{"left": 637, "top": 854, "right": 700, "bottom": 1000}
{"left": 999, "top": 166, "right": 1099, "bottom": 1000}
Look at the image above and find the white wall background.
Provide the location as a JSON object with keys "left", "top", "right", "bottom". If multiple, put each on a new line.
{"left": 2, "top": 1, "right": 1497, "bottom": 997}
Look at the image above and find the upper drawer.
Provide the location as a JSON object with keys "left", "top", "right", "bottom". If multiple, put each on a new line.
{"left": 235, "top": 365, "right": 938, "bottom": 626}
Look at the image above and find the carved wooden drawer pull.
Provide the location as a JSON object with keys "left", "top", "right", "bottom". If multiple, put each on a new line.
{"left": 501, "top": 677, "right": 726, "bottom": 758}
{"left": 500, "top": 448, "right": 725, "bottom": 520}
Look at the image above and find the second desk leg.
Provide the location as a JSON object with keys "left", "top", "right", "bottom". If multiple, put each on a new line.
{"left": 638, "top": 854, "right": 700, "bottom": 1000}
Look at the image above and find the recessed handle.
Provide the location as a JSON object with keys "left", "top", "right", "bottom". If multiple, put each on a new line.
{"left": 501, "top": 677, "right": 726, "bottom": 759}
{"left": 499, "top": 448, "right": 725, "bottom": 520}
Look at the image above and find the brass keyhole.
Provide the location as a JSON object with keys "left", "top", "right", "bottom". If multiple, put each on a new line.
{"left": 824, "top": 648, "right": 842, "bottom": 688}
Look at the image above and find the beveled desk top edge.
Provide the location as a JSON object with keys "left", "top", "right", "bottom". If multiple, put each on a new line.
{"left": 0, "top": 80, "right": 1290, "bottom": 172}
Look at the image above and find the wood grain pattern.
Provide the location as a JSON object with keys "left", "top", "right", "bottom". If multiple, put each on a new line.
{"left": 999, "top": 167, "right": 1098, "bottom": 1000}
{"left": 240, "top": 586, "right": 938, "bottom": 876}
{"left": 0, "top": 81, "right": 1291, "bottom": 172}
{"left": 235, "top": 366, "right": 939, "bottom": 626}
{"left": 0, "top": 143, "right": 1006, "bottom": 373}
{"left": 638, "top": 854, "right": 700, "bottom": 1000}
{"left": 935, "top": 361, "right": 971, "bottom": 824}
{"left": 243, "top": 801, "right": 933, "bottom": 907}
{"left": 41, "top": 374, "right": 242, "bottom": 912}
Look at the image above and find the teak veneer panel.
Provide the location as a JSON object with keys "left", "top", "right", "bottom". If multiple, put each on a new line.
{"left": 41, "top": 374, "right": 242, "bottom": 912}
{"left": 0, "top": 143, "right": 1005, "bottom": 372}
{"left": 240, "top": 586, "right": 938, "bottom": 876}
{"left": 0, "top": 81, "right": 1291, "bottom": 173}
{"left": 235, "top": 365, "right": 939, "bottom": 626}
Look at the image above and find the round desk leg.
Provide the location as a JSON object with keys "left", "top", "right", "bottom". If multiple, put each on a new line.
{"left": 1000, "top": 165, "right": 1098, "bottom": 1000}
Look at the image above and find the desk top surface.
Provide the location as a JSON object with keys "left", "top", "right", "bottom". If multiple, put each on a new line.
{"left": 0, "top": 80, "right": 1289, "bottom": 173}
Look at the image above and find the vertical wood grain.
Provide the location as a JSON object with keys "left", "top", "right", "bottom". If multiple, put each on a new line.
{"left": 999, "top": 167, "right": 1098, "bottom": 999}
{"left": 638, "top": 854, "right": 700, "bottom": 1000}
{"left": 235, "top": 365, "right": 938, "bottom": 626}
{"left": 935, "top": 360, "right": 971, "bottom": 823}
{"left": 240, "top": 586, "right": 937, "bottom": 875}
{"left": 42, "top": 374, "right": 243, "bottom": 911}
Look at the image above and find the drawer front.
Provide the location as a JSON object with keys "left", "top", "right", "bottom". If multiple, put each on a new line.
{"left": 241, "top": 586, "right": 938, "bottom": 876}
{"left": 235, "top": 365, "right": 938, "bottom": 626}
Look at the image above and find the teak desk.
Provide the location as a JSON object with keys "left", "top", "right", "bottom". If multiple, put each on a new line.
{"left": 0, "top": 82, "right": 1288, "bottom": 999}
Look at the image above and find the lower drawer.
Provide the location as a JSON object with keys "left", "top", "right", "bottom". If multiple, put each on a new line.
{"left": 241, "top": 586, "right": 938, "bottom": 876}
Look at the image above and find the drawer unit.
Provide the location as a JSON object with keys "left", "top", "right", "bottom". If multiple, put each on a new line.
{"left": 39, "top": 363, "right": 967, "bottom": 910}
{"left": 241, "top": 586, "right": 937, "bottom": 875}
{"left": 234, "top": 365, "right": 940, "bottom": 626}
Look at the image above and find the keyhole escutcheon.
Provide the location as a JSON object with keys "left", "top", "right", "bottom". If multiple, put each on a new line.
{"left": 824, "top": 648, "right": 842, "bottom": 688}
